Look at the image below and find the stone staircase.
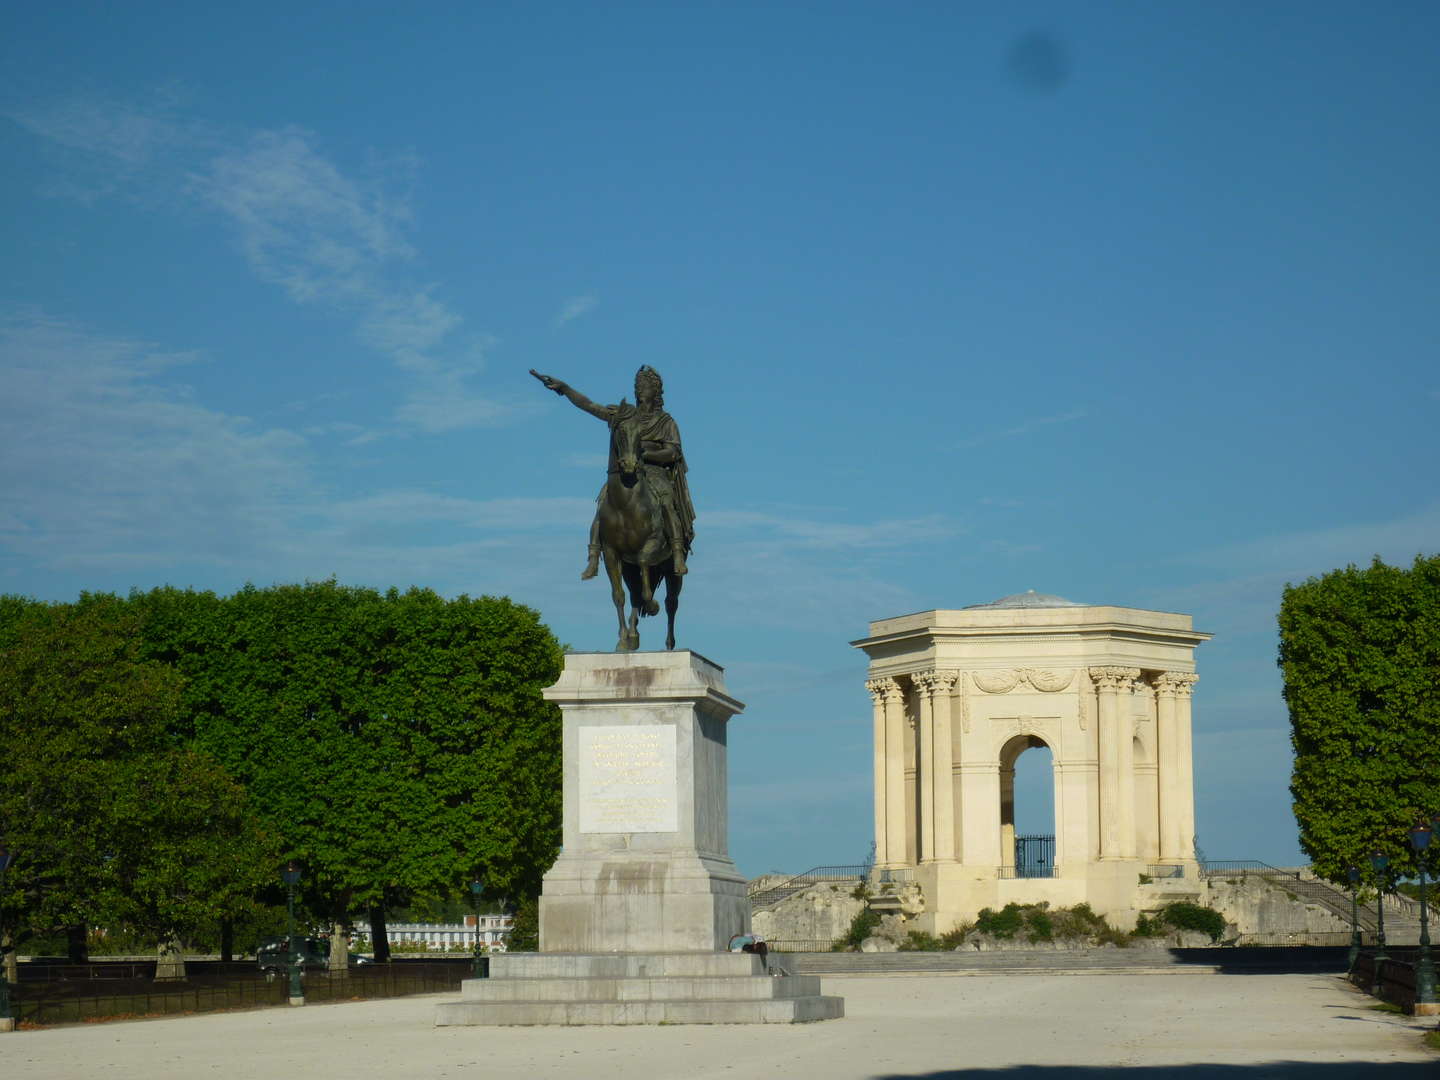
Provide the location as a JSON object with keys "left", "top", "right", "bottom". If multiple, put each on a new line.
{"left": 1203, "top": 861, "right": 1425, "bottom": 942}
{"left": 435, "top": 952, "right": 844, "bottom": 1025}
{"left": 748, "top": 865, "right": 867, "bottom": 912}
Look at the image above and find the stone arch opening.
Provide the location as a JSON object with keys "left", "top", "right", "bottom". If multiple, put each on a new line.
{"left": 999, "top": 733, "right": 1055, "bottom": 876}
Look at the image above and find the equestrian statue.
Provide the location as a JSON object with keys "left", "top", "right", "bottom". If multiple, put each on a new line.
{"left": 530, "top": 366, "right": 695, "bottom": 651}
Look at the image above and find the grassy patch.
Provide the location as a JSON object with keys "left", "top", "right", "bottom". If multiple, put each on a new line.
{"left": 1368, "top": 1001, "right": 1404, "bottom": 1014}
{"left": 1422, "top": 1029, "right": 1440, "bottom": 1052}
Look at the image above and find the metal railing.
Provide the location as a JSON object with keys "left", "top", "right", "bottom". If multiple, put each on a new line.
{"left": 1145, "top": 865, "right": 1185, "bottom": 879}
{"left": 764, "top": 939, "right": 839, "bottom": 953}
{"left": 748, "top": 865, "right": 870, "bottom": 911}
{"left": 997, "top": 865, "right": 1058, "bottom": 879}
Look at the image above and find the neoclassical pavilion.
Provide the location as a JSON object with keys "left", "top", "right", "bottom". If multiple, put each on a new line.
{"left": 852, "top": 592, "right": 1210, "bottom": 931}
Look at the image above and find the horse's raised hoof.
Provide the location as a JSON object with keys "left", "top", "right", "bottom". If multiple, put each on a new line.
{"left": 645, "top": 599, "right": 659, "bottom": 616}
{"left": 581, "top": 566, "right": 598, "bottom": 581}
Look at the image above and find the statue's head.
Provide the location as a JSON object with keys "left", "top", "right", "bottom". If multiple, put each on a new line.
{"left": 634, "top": 365, "right": 664, "bottom": 409}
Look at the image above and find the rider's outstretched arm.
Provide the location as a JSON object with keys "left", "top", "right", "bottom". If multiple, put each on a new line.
{"left": 530, "top": 369, "right": 610, "bottom": 421}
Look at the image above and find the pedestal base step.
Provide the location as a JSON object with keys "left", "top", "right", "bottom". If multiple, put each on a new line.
{"left": 433, "top": 952, "right": 844, "bottom": 1026}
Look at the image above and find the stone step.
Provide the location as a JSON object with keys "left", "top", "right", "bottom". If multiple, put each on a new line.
{"left": 436, "top": 995, "right": 845, "bottom": 1026}
{"left": 782, "top": 946, "right": 1350, "bottom": 975}
{"left": 494, "top": 952, "right": 766, "bottom": 979}
{"left": 460, "top": 974, "right": 824, "bottom": 1002}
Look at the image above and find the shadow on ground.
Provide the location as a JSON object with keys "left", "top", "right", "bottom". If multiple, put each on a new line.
{"left": 872, "top": 1063, "right": 1436, "bottom": 1079}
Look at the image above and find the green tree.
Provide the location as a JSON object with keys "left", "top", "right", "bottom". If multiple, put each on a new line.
{"left": 0, "top": 597, "right": 274, "bottom": 968}
{"left": 1279, "top": 554, "right": 1440, "bottom": 882}
{"left": 128, "top": 581, "right": 564, "bottom": 965}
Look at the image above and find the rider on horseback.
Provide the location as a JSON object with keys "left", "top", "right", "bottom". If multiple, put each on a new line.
{"left": 530, "top": 365, "right": 695, "bottom": 578}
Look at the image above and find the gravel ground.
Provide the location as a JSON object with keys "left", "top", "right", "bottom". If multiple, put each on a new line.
{"left": 0, "top": 971, "right": 1434, "bottom": 1079}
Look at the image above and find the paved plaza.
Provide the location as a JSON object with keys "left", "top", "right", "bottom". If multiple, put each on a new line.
{"left": 0, "top": 972, "right": 1434, "bottom": 1079}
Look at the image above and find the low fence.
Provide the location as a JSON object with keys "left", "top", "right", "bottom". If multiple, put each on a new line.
{"left": 765, "top": 939, "right": 837, "bottom": 953}
{"left": 1349, "top": 948, "right": 1421, "bottom": 1012}
{"left": 9, "top": 961, "right": 466, "bottom": 1027}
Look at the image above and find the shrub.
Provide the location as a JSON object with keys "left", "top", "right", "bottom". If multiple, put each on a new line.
{"left": 975, "top": 904, "right": 1024, "bottom": 940}
{"left": 898, "top": 930, "right": 945, "bottom": 952}
{"left": 939, "top": 925, "right": 969, "bottom": 949}
{"left": 1024, "top": 906, "right": 1054, "bottom": 942}
{"left": 507, "top": 897, "right": 539, "bottom": 952}
{"left": 1132, "top": 902, "right": 1226, "bottom": 942}
{"left": 832, "top": 907, "right": 881, "bottom": 951}
{"left": 1157, "top": 902, "right": 1227, "bottom": 942}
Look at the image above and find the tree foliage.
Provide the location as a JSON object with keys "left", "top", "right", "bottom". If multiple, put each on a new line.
{"left": 1279, "top": 554, "right": 1440, "bottom": 883}
{"left": 0, "top": 581, "right": 563, "bottom": 957}
{"left": 0, "top": 597, "right": 274, "bottom": 949}
{"left": 128, "top": 581, "right": 564, "bottom": 927}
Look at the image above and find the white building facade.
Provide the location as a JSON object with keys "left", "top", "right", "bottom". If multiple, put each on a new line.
{"left": 383, "top": 914, "right": 513, "bottom": 952}
{"left": 853, "top": 592, "right": 1210, "bottom": 932}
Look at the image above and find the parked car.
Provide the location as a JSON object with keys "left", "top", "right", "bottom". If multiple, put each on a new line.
{"left": 255, "top": 935, "right": 329, "bottom": 978}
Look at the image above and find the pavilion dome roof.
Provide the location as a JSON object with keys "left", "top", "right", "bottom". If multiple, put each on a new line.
{"left": 962, "top": 589, "right": 1083, "bottom": 610}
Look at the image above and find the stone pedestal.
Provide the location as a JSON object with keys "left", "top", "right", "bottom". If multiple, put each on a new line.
{"left": 539, "top": 651, "right": 749, "bottom": 952}
{"left": 436, "top": 650, "right": 843, "bottom": 1026}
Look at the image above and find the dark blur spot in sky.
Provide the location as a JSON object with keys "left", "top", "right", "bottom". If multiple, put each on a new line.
{"left": 1007, "top": 31, "right": 1070, "bottom": 94}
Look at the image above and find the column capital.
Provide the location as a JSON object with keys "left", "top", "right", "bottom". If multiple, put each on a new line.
{"left": 1154, "top": 671, "right": 1199, "bottom": 697}
{"left": 912, "top": 670, "right": 959, "bottom": 697}
{"left": 1088, "top": 666, "right": 1140, "bottom": 691}
{"left": 866, "top": 676, "right": 904, "bottom": 704}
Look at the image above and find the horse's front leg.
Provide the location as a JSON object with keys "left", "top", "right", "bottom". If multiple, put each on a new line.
{"left": 664, "top": 571, "right": 682, "bottom": 650}
{"left": 640, "top": 563, "right": 659, "bottom": 617}
{"left": 605, "top": 550, "right": 633, "bottom": 651}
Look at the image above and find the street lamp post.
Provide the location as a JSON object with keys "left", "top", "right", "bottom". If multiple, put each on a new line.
{"left": 1411, "top": 821, "right": 1437, "bottom": 1014}
{"left": 1346, "top": 866, "right": 1362, "bottom": 973}
{"left": 1370, "top": 851, "right": 1390, "bottom": 997}
{"left": 470, "top": 878, "right": 486, "bottom": 977}
{"left": 0, "top": 846, "right": 13, "bottom": 1033}
{"left": 282, "top": 861, "right": 304, "bottom": 1007}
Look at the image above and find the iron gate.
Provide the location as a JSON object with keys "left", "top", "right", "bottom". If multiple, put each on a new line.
{"left": 1014, "top": 834, "right": 1055, "bottom": 878}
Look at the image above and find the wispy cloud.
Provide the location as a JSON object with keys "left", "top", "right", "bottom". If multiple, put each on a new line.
{"left": 1180, "top": 506, "right": 1440, "bottom": 580}
{"left": 1142, "top": 505, "right": 1440, "bottom": 642}
{"left": 0, "top": 312, "right": 311, "bottom": 574}
{"left": 566, "top": 453, "right": 608, "bottom": 469}
{"left": 9, "top": 94, "right": 513, "bottom": 433}
{"left": 4, "top": 88, "right": 205, "bottom": 202}
{"left": 705, "top": 509, "right": 958, "bottom": 550}
{"left": 0, "top": 312, "right": 604, "bottom": 604}
{"left": 197, "top": 127, "right": 414, "bottom": 305}
{"left": 325, "top": 492, "right": 592, "bottom": 531}
{"left": 555, "top": 293, "right": 598, "bottom": 327}
{"left": 956, "top": 408, "right": 1087, "bottom": 449}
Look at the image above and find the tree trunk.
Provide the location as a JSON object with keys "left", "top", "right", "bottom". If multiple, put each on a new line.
{"left": 220, "top": 918, "right": 234, "bottom": 963}
{"left": 368, "top": 906, "right": 390, "bottom": 963}
{"left": 66, "top": 925, "right": 87, "bottom": 963}
{"left": 3, "top": 928, "right": 16, "bottom": 983}
{"left": 328, "top": 920, "right": 348, "bottom": 976}
{"left": 155, "top": 934, "right": 186, "bottom": 980}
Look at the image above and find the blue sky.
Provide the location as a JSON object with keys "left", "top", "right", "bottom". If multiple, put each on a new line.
{"left": 3, "top": 2, "right": 1437, "bottom": 877}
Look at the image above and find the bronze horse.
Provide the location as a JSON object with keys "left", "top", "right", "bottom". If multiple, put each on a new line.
{"left": 598, "top": 407, "right": 683, "bottom": 651}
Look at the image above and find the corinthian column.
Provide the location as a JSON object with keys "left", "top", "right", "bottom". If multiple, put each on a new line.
{"left": 866, "top": 678, "right": 896, "bottom": 868}
{"left": 1173, "top": 673, "right": 1199, "bottom": 864}
{"left": 867, "top": 677, "right": 908, "bottom": 867}
{"left": 914, "top": 671, "right": 959, "bottom": 863}
{"left": 1091, "top": 666, "right": 1140, "bottom": 861}
{"left": 1154, "top": 672, "right": 1184, "bottom": 862}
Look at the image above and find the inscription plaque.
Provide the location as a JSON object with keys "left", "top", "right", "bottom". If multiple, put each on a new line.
{"left": 578, "top": 724, "right": 679, "bottom": 833}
